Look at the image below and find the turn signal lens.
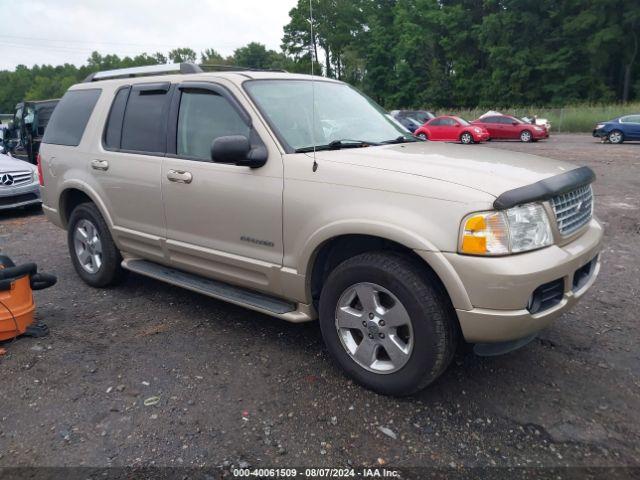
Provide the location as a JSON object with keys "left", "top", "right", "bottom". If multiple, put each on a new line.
{"left": 459, "top": 203, "right": 553, "bottom": 256}
{"left": 460, "top": 212, "right": 509, "bottom": 255}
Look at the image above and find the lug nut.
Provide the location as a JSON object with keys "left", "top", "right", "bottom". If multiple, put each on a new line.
{"left": 379, "top": 333, "right": 385, "bottom": 339}
{"left": 368, "top": 334, "right": 374, "bottom": 339}
{"left": 362, "top": 321, "right": 367, "bottom": 327}
{"left": 368, "top": 313, "right": 374, "bottom": 319}
{"left": 379, "top": 320, "right": 385, "bottom": 327}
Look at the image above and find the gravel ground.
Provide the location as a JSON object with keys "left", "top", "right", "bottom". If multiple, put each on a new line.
{"left": 0, "top": 134, "right": 638, "bottom": 474}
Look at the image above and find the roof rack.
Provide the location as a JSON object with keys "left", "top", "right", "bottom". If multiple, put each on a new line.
{"left": 200, "top": 64, "right": 287, "bottom": 73}
{"left": 83, "top": 63, "right": 203, "bottom": 83}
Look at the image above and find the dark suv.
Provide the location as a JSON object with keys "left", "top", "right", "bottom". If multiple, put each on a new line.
{"left": 6, "top": 99, "right": 59, "bottom": 164}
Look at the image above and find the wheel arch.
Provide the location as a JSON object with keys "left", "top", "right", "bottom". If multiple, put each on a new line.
{"left": 58, "top": 182, "right": 113, "bottom": 230}
{"left": 305, "top": 232, "right": 469, "bottom": 315}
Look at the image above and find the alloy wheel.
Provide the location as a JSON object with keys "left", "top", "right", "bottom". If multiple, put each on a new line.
{"left": 73, "top": 219, "right": 103, "bottom": 274}
{"left": 461, "top": 133, "right": 473, "bottom": 144}
{"left": 335, "top": 282, "right": 414, "bottom": 374}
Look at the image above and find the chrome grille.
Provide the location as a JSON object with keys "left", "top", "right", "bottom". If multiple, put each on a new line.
{"left": 0, "top": 170, "right": 34, "bottom": 187}
{"left": 551, "top": 184, "right": 593, "bottom": 235}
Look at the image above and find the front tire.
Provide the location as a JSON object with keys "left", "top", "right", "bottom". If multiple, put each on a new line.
{"left": 460, "top": 132, "right": 474, "bottom": 144}
{"left": 68, "top": 202, "right": 126, "bottom": 287}
{"left": 319, "top": 252, "right": 457, "bottom": 396}
{"left": 417, "top": 133, "right": 428, "bottom": 140}
{"left": 608, "top": 130, "right": 624, "bottom": 144}
{"left": 520, "top": 130, "right": 533, "bottom": 142}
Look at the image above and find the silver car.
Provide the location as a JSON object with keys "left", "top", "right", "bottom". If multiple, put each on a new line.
{"left": 0, "top": 153, "right": 41, "bottom": 211}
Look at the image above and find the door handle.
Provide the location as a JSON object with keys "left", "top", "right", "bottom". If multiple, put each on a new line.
{"left": 91, "top": 159, "right": 109, "bottom": 171}
{"left": 167, "top": 170, "right": 193, "bottom": 184}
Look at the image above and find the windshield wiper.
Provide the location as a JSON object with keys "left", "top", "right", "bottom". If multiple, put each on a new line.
{"left": 294, "top": 139, "right": 381, "bottom": 153}
{"left": 381, "top": 136, "right": 419, "bottom": 144}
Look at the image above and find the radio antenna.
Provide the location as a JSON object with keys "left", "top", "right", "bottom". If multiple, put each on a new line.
{"left": 309, "top": 0, "right": 318, "bottom": 172}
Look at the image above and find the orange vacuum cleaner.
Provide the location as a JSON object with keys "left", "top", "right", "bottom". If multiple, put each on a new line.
{"left": 0, "top": 255, "right": 56, "bottom": 342}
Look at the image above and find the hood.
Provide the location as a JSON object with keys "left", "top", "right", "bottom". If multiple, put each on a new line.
{"left": 315, "top": 142, "right": 579, "bottom": 198}
{"left": 0, "top": 153, "right": 36, "bottom": 172}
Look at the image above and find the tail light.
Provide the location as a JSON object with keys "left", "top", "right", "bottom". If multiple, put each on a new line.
{"left": 36, "top": 154, "right": 44, "bottom": 186}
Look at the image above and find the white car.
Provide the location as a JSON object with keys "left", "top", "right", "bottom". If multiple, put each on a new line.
{"left": 0, "top": 153, "right": 41, "bottom": 211}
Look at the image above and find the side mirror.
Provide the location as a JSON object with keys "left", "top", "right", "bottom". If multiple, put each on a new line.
{"left": 453, "top": 123, "right": 460, "bottom": 127}
{"left": 211, "top": 135, "right": 267, "bottom": 168}
{"left": 512, "top": 121, "right": 518, "bottom": 126}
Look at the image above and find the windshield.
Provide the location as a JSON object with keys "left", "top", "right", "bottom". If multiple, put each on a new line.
{"left": 245, "top": 80, "right": 412, "bottom": 152}
{"left": 454, "top": 117, "right": 471, "bottom": 126}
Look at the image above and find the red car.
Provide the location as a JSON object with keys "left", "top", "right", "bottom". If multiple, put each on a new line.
{"left": 471, "top": 114, "right": 549, "bottom": 142}
{"left": 414, "top": 116, "right": 490, "bottom": 144}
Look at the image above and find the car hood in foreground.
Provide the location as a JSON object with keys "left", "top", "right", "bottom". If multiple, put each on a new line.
{"left": 0, "top": 153, "right": 36, "bottom": 172}
{"left": 314, "top": 141, "right": 580, "bottom": 198}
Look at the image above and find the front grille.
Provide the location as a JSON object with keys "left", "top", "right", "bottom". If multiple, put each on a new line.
{"left": 527, "top": 278, "right": 564, "bottom": 314}
{"left": 0, "top": 193, "right": 38, "bottom": 206}
{"left": 550, "top": 184, "right": 593, "bottom": 236}
{"left": 0, "top": 170, "right": 33, "bottom": 187}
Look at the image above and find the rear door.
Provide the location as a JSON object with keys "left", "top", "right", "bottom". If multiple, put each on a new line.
{"left": 91, "top": 82, "right": 171, "bottom": 261}
{"left": 161, "top": 81, "right": 284, "bottom": 293}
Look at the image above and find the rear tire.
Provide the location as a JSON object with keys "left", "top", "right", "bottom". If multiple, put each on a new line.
{"left": 417, "top": 133, "right": 428, "bottom": 140}
{"left": 608, "top": 130, "right": 624, "bottom": 144}
{"left": 67, "top": 202, "right": 126, "bottom": 287}
{"left": 520, "top": 130, "right": 533, "bottom": 142}
{"left": 318, "top": 252, "right": 458, "bottom": 396}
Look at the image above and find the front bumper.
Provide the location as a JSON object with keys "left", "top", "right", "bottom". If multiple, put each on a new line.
{"left": 442, "top": 219, "right": 603, "bottom": 343}
{"left": 0, "top": 182, "right": 42, "bottom": 211}
{"left": 473, "top": 132, "right": 491, "bottom": 142}
{"left": 592, "top": 129, "right": 607, "bottom": 138}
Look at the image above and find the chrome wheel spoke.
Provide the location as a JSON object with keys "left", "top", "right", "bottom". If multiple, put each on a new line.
{"left": 354, "top": 283, "right": 382, "bottom": 314}
{"left": 382, "top": 335, "right": 411, "bottom": 366}
{"left": 381, "top": 301, "right": 411, "bottom": 328}
{"left": 336, "top": 306, "right": 364, "bottom": 330}
{"left": 353, "top": 339, "right": 378, "bottom": 368}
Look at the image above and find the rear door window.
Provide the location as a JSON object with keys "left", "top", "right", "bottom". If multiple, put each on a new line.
{"left": 42, "top": 89, "right": 101, "bottom": 146}
{"left": 104, "top": 87, "right": 131, "bottom": 149}
{"left": 120, "top": 83, "right": 171, "bottom": 154}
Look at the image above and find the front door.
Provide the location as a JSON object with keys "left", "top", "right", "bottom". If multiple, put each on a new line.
{"left": 162, "top": 82, "right": 284, "bottom": 294}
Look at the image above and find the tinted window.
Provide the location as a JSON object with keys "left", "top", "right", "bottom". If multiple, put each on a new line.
{"left": 121, "top": 84, "right": 170, "bottom": 153}
{"left": 430, "top": 118, "right": 444, "bottom": 126}
{"left": 177, "top": 90, "right": 250, "bottom": 160}
{"left": 42, "top": 89, "right": 100, "bottom": 146}
{"left": 621, "top": 115, "right": 640, "bottom": 124}
{"left": 104, "top": 87, "right": 130, "bottom": 149}
{"left": 480, "top": 117, "right": 497, "bottom": 123}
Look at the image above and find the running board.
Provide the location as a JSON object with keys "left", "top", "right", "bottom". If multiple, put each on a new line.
{"left": 122, "top": 259, "right": 297, "bottom": 316}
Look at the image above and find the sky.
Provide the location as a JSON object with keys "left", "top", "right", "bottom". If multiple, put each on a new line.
{"left": 0, "top": 0, "right": 297, "bottom": 70}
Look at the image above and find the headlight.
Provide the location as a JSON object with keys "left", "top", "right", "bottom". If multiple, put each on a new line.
{"left": 533, "top": 126, "right": 543, "bottom": 131}
{"left": 459, "top": 203, "right": 553, "bottom": 255}
{"left": 595, "top": 124, "right": 605, "bottom": 129}
{"left": 473, "top": 127, "right": 482, "bottom": 133}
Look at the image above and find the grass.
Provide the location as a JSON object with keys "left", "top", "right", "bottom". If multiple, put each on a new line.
{"left": 445, "top": 102, "right": 640, "bottom": 133}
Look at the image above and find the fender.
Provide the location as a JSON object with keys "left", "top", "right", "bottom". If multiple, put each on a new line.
{"left": 298, "top": 219, "right": 441, "bottom": 277}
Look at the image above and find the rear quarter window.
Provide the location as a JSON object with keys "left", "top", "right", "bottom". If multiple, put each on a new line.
{"left": 42, "top": 89, "right": 101, "bottom": 146}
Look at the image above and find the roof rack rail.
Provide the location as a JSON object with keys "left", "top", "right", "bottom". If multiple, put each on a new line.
{"left": 83, "top": 63, "right": 202, "bottom": 83}
{"left": 200, "top": 64, "right": 287, "bottom": 73}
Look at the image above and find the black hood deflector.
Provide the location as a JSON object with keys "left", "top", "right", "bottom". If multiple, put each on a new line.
{"left": 493, "top": 166, "right": 596, "bottom": 210}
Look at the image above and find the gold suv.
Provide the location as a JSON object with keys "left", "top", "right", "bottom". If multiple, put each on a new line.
{"left": 39, "top": 64, "right": 603, "bottom": 395}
